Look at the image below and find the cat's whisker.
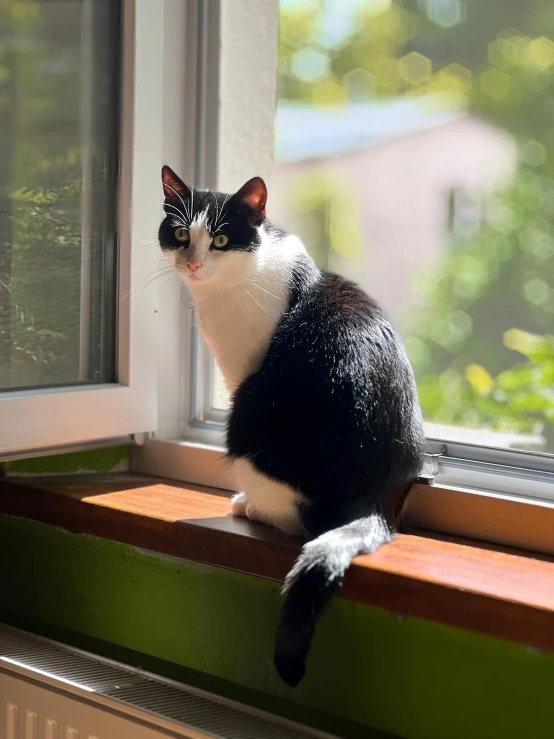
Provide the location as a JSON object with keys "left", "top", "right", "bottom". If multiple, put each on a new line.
{"left": 247, "top": 280, "right": 282, "bottom": 301}
{"left": 129, "top": 268, "right": 176, "bottom": 309}
{"left": 121, "top": 265, "right": 173, "bottom": 302}
{"left": 143, "top": 270, "right": 177, "bottom": 303}
{"left": 160, "top": 200, "right": 186, "bottom": 219}
{"left": 159, "top": 272, "right": 177, "bottom": 293}
{"left": 244, "top": 288, "right": 265, "bottom": 313}
{"left": 162, "top": 183, "right": 192, "bottom": 222}
{"left": 189, "top": 188, "right": 194, "bottom": 227}
{"left": 159, "top": 180, "right": 190, "bottom": 222}
{"left": 213, "top": 194, "right": 231, "bottom": 231}
{"left": 160, "top": 201, "right": 187, "bottom": 224}
{"left": 126, "top": 278, "right": 167, "bottom": 306}
{"left": 225, "top": 281, "right": 250, "bottom": 318}
{"left": 212, "top": 194, "right": 221, "bottom": 234}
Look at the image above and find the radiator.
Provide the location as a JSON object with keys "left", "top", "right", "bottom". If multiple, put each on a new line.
{"left": 0, "top": 625, "right": 336, "bottom": 739}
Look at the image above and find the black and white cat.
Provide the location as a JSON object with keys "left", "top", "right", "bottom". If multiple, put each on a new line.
{"left": 159, "top": 166, "right": 425, "bottom": 687}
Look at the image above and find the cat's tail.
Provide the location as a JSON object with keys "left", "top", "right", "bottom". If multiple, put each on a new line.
{"left": 274, "top": 510, "right": 393, "bottom": 687}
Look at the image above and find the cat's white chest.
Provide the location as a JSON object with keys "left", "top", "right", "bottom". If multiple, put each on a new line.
{"left": 196, "top": 285, "right": 283, "bottom": 391}
{"left": 183, "top": 231, "right": 313, "bottom": 537}
{"left": 192, "top": 233, "right": 303, "bottom": 392}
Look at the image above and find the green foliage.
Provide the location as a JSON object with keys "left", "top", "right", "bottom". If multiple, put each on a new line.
{"left": 279, "top": 0, "right": 554, "bottom": 448}
{"left": 290, "top": 173, "right": 364, "bottom": 269}
{"left": 0, "top": 1, "right": 116, "bottom": 388}
{"left": 9, "top": 183, "right": 82, "bottom": 385}
{"left": 418, "top": 329, "right": 554, "bottom": 444}
{"left": 407, "top": 165, "right": 554, "bottom": 373}
{"left": 278, "top": 1, "right": 414, "bottom": 104}
{"left": 407, "top": 130, "right": 554, "bottom": 448}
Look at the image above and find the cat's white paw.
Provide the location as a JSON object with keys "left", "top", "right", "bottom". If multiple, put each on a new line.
{"left": 231, "top": 493, "right": 267, "bottom": 526}
{"left": 231, "top": 491, "right": 248, "bottom": 517}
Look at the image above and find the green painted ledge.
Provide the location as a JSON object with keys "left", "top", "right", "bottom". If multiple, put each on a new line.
{"left": 1, "top": 513, "right": 553, "bottom": 739}
{"left": 0, "top": 445, "right": 129, "bottom": 476}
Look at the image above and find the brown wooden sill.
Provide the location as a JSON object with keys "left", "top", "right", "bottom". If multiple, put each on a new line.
{"left": 2, "top": 473, "right": 554, "bottom": 652}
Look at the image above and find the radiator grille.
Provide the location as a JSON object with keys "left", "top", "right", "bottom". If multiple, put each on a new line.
{"left": 0, "top": 624, "right": 335, "bottom": 739}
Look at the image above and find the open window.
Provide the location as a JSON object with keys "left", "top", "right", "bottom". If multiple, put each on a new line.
{"left": 0, "top": 0, "right": 166, "bottom": 457}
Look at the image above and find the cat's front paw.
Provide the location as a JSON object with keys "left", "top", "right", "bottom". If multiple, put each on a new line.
{"left": 231, "top": 491, "right": 248, "bottom": 517}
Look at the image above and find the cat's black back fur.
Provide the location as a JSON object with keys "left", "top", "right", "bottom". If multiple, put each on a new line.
{"left": 227, "top": 254, "right": 424, "bottom": 685}
{"left": 228, "top": 263, "right": 423, "bottom": 532}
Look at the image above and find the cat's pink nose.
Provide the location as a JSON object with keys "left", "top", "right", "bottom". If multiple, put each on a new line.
{"left": 187, "top": 260, "right": 202, "bottom": 273}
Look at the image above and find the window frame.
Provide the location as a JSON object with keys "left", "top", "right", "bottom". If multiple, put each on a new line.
{"left": 134, "top": 0, "right": 554, "bottom": 557}
{"left": 151, "top": 0, "right": 279, "bottom": 447}
{"left": 0, "top": 0, "right": 162, "bottom": 458}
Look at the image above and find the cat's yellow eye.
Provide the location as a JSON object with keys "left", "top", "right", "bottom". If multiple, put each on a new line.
{"left": 175, "top": 227, "right": 189, "bottom": 242}
{"left": 212, "top": 234, "right": 229, "bottom": 248}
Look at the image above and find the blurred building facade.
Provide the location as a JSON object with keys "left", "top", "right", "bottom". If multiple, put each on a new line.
{"left": 268, "top": 99, "right": 516, "bottom": 328}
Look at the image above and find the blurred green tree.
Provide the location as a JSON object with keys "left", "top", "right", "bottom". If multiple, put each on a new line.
{"left": 0, "top": 0, "right": 117, "bottom": 388}
{"left": 278, "top": 0, "right": 554, "bottom": 447}
{"left": 290, "top": 172, "right": 364, "bottom": 269}
{"left": 417, "top": 328, "right": 554, "bottom": 448}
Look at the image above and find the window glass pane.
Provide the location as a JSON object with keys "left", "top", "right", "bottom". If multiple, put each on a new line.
{"left": 213, "top": 359, "right": 231, "bottom": 412}
{"left": 270, "top": 0, "right": 554, "bottom": 455}
{"left": 0, "top": 0, "right": 120, "bottom": 391}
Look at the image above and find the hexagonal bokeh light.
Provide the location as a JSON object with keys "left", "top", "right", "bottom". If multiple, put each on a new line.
{"left": 421, "top": 0, "right": 466, "bottom": 28}
{"left": 290, "top": 46, "right": 330, "bottom": 84}
{"left": 399, "top": 52, "right": 432, "bottom": 85}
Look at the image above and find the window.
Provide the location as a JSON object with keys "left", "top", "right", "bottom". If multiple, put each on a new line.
{"left": 269, "top": 0, "right": 554, "bottom": 461}
{"left": 0, "top": 0, "right": 162, "bottom": 456}
{"left": 183, "top": 1, "right": 553, "bottom": 466}
{"left": 135, "top": 0, "right": 554, "bottom": 553}
{"left": 0, "top": 1, "right": 119, "bottom": 391}
{"left": 446, "top": 189, "right": 483, "bottom": 238}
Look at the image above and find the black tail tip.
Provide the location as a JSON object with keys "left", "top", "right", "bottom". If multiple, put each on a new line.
{"left": 274, "top": 649, "right": 306, "bottom": 687}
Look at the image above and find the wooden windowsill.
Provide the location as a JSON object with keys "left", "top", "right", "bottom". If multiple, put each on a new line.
{"left": 1, "top": 472, "right": 554, "bottom": 651}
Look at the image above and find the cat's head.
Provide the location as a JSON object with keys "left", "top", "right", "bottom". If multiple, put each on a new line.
{"left": 159, "top": 165, "right": 267, "bottom": 288}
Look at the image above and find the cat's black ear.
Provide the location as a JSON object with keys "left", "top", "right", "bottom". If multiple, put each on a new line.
{"left": 161, "top": 165, "right": 191, "bottom": 208}
{"left": 232, "top": 177, "right": 267, "bottom": 226}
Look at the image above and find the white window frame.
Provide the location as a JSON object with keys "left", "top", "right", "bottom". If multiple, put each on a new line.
{"left": 144, "top": 0, "right": 279, "bottom": 454}
{"left": 0, "top": 0, "right": 162, "bottom": 458}
{"left": 134, "top": 0, "right": 554, "bottom": 557}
